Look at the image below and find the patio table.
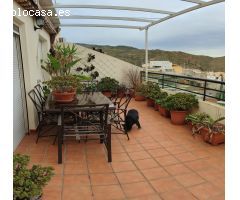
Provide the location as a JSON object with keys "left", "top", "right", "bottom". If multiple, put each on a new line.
{"left": 44, "top": 92, "right": 115, "bottom": 164}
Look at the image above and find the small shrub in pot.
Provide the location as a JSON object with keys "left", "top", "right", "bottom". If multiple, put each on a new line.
{"left": 97, "top": 77, "right": 119, "bottom": 97}
{"left": 165, "top": 93, "right": 198, "bottom": 125}
{"left": 145, "top": 82, "right": 161, "bottom": 107}
{"left": 134, "top": 83, "right": 147, "bottom": 101}
{"left": 13, "top": 154, "right": 54, "bottom": 200}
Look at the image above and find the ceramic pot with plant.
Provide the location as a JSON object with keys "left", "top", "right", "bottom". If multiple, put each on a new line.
{"left": 200, "top": 116, "right": 225, "bottom": 145}
{"left": 41, "top": 44, "right": 82, "bottom": 102}
{"left": 185, "top": 112, "right": 212, "bottom": 134}
{"left": 155, "top": 92, "right": 169, "bottom": 115}
{"left": 165, "top": 93, "right": 198, "bottom": 125}
{"left": 14, "top": 154, "right": 54, "bottom": 200}
{"left": 44, "top": 75, "right": 82, "bottom": 102}
{"left": 145, "top": 82, "right": 161, "bottom": 107}
{"left": 134, "top": 83, "right": 146, "bottom": 101}
{"left": 97, "top": 77, "right": 119, "bottom": 97}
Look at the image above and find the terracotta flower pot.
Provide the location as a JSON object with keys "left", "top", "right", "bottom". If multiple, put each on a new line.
{"left": 154, "top": 103, "right": 159, "bottom": 111}
{"left": 102, "top": 91, "right": 112, "bottom": 98}
{"left": 135, "top": 95, "right": 145, "bottom": 101}
{"left": 159, "top": 105, "right": 170, "bottom": 118}
{"left": 146, "top": 98, "right": 155, "bottom": 107}
{"left": 200, "top": 128, "right": 225, "bottom": 145}
{"left": 53, "top": 91, "right": 76, "bottom": 103}
{"left": 170, "top": 110, "right": 188, "bottom": 125}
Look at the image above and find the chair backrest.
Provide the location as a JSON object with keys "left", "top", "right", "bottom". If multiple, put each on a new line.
{"left": 117, "top": 93, "right": 132, "bottom": 110}
{"left": 34, "top": 84, "right": 46, "bottom": 104}
{"left": 60, "top": 104, "right": 109, "bottom": 128}
{"left": 28, "top": 89, "right": 43, "bottom": 113}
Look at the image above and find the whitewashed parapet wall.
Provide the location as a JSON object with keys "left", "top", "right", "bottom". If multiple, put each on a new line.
{"left": 72, "top": 44, "right": 140, "bottom": 86}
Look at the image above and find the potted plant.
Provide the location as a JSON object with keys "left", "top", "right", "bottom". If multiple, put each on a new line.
{"left": 155, "top": 92, "right": 169, "bottom": 115}
{"left": 134, "top": 83, "right": 147, "bottom": 101}
{"left": 185, "top": 112, "right": 211, "bottom": 133}
{"left": 41, "top": 43, "right": 82, "bottom": 102}
{"left": 165, "top": 93, "right": 198, "bottom": 125}
{"left": 14, "top": 154, "right": 54, "bottom": 200}
{"left": 200, "top": 116, "right": 225, "bottom": 145}
{"left": 145, "top": 82, "right": 161, "bottom": 107}
{"left": 97, "top": 77, "right": 119, "bottom": 97}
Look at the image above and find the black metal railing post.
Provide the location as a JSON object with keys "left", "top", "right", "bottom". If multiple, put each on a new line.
{"left": 203, "top": 81, "right": 207, "bottom": 101}
{"left": 162, "top": 74, "right": 164, "bottom": 89}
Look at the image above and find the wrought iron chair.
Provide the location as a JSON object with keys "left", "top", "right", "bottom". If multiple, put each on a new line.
{"left": 28, "top": 89, "right": 58, "bottom": 143}
{"left": 34, "top": 84, "right": 46, "bottom": 104}
{"left": 110, "top": 92, "right": 132, "bottom": 140}
{"left": 59, "top": 104, "right": 112, "bottom": 161}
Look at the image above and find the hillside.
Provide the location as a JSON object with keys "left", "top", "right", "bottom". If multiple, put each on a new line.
{"left": 77, "top": 43, "right": 225, "bottom": 72}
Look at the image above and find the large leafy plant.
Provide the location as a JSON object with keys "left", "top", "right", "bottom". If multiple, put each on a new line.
{"left": 164, "top": 93, "right": 198, "bottom": 111}
{"left": 155, "top": 92, "right": 168, "bottom": 105}
{"left": 97, "top": 77, "right": 119, "bottom": 92}
{"left": 41, "top": 43, "right": 81, "bottom": 77}
{"left": 13, "top": 154, "right": 54, "bottom": 200}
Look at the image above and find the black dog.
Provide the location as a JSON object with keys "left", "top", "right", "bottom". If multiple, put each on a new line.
{"left": 125, "top": 109, "right": 141, "bottom": 132}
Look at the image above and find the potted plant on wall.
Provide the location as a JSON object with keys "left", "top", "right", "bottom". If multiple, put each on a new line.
{"left": 97, "top": 77, "right": 119, "bottom": 97}
{"left": 41, "top": 43, "right": 82, "bottom": 102}
{"left": 14, "top": 154, "right": 54, "bottom": 200}
{"left": 165, "top": 93, "right": 198, "bottom": 125}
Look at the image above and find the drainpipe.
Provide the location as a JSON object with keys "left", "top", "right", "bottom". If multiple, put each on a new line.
{"left": 145, "top": 28, "right": 149, "bottom": 82}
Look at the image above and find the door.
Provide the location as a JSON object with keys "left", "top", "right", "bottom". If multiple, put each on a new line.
{"left": 13, "top": 25, "right": 28, "bottom": 150}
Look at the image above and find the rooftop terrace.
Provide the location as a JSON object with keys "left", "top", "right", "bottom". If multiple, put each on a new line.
{"left": 15, "top": 100, "right": 224, "bottom": 200}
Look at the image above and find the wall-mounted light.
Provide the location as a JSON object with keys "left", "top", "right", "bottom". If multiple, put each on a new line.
{"left": 34, "top": 16, "right": 45, "bottom": 31}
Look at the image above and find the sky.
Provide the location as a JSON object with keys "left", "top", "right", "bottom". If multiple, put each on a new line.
{"left": 55, "top": 0, "right": 225, "bottom": 57}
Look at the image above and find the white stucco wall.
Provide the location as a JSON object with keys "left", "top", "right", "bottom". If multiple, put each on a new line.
{"left": 13, "top": 1, "right": 52, "bottom": 130}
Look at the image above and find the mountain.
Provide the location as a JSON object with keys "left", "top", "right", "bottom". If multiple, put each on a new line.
{"left": 77, "top": 43, "right": 225, "bottom": 72}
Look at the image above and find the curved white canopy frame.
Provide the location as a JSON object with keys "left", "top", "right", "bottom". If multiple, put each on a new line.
{"left": 47, "top": 0, "right": 224, "bottom": 81}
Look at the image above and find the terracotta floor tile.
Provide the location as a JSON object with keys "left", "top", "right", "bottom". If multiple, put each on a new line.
{"left": 41, "top": 163, "right": 63, "bottom": 175}
{"left": 196, "top": 168, "right": 223, "bottom": 182}
{"left": 128, "top": 151, "right": 151, "bottom": 160}
{"left": 188, "top": 182, "right": 223, "bottom": 199}
{"left": 111, "top": 161, "right": 137, "bottom": 172}
{"left": 160, "top": 188, "right": 197, "bottom": 200}
{"left": 141, "top": 142, "right": 161, "bottom": 150}
{"left": 122, "top": 181, "right": 155, "bottom": 198}
{"left": 124, "top": 144, "right": 144, "bottom": 152}
{"left": 112, "top": 152, "right": 130, "bottom": 162}
{"left": 174, "top": 152, "right": 197, "bottom": 162}
{"left": 164, "top": 163, "right": 192, "bottom": 176}
{"left": 165, "top": 145, "right": 187, "bottom": 155}
{"left": 175, "top": 172, "right": 205, "bottom": 187}
{"left": 184, "top": 159, "right": 211, "bottom": 171}
{"left": 134, "top": 158, "right": 159, "bottom": 170}
{"left": 150, "top": 177, "right": 183, "bottom": 193}
{"left": 88, "top": 162, "right": 113, "bottom": 173}
{"left": 116, "top": 170, "right": 145, "bottom": 184}
{"left": 42, "top": 186, "right": 62, "bottom": 200}
{"left": 65, "top": 153, "right": 86, "bottom": 163}
{"left": 147, "top": 148, "right": 169, "bottom": 158}
{"left": 64, "top": 162, "right": 88, "bottom": 174}
{"left": 141, "top": 167, "right": 169, "bottom": 180}
{"left": 92, "top": 185, "right": 125, "bottom": 200}
{"left": 155, "top": 155, "right": 179, "bottom": 166}
{"left": 45, "top": 175, "right": 63, "bottom": 188}
{"left": 129, "top": 194, "right": 162, "bottom": 200}
{"left": 90, "top": 173, "right": 118, "bottom": 185}
{"left": 64, "top": 174, "right": 90, "bottom": 186}
{"left": 62, "top": 186, "right": 93, "bottom": 200}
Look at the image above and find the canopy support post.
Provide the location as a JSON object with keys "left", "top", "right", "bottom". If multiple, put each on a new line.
{"left": 145, "top": 28, "right": 149, "bottom": 82}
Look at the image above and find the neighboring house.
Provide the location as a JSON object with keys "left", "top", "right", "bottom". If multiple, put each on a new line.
{"left": 13, "top": 0, "right": 60, "bottom": 150}
{"left": 149, "top": 61, "right": 173, "bottom": 73}
{"left": 172, "top": 64, "right": 183, "bottom": 74}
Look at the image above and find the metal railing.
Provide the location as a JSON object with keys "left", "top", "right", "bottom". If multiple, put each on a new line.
{"left": 140, "top": 71, "right": 225, "bottom": 102}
